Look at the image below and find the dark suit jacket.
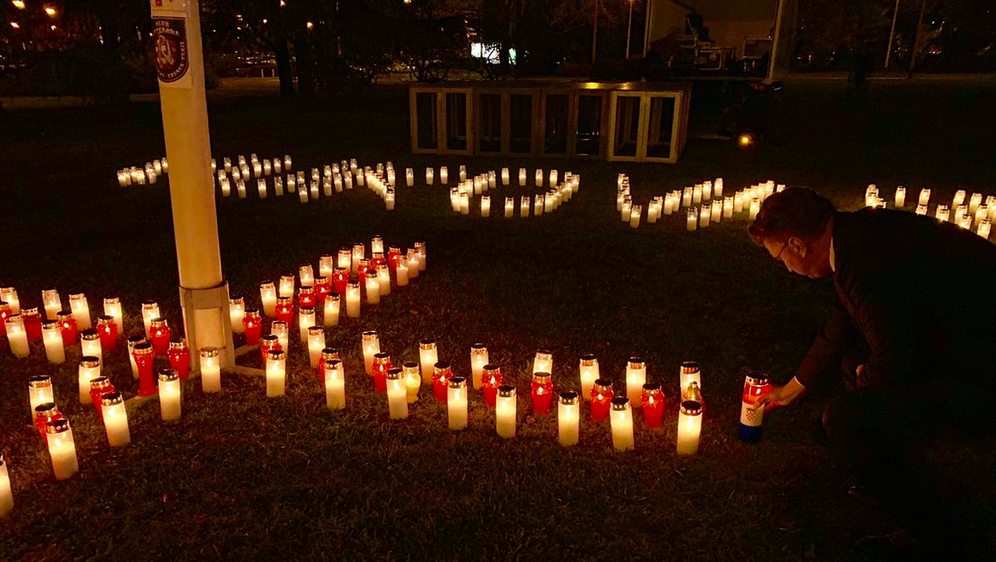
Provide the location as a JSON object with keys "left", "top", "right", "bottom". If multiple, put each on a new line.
{"left": 796, "top": 208, "right": 996, "bottom": 390}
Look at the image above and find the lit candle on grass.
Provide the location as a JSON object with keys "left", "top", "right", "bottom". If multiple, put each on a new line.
{"left": 686, "top": 207, "right": 697, "bottom": 231}
{"left": 323, "top": 294, "right": 340, "bottom": 328}
{"left": 46, "top": 419, "right": 79, "bottom": 480}
{"left": 895, "top": 187, "right": 906, "bottom": 208}
{"left": 641, "top": 383, "right": 665, "bottom": 428}
{"left": 501, "top": 167, "right": 510, "bottom": 186}
{"left": 373, "top": 352, "right": 392, "bottom": 394}
{"left": 28, "top": 375, "right": 54, "bottom": 418}
{"left": 325, "top": 360, "right": 346, "bottom": 409}
{"left": 101, "top": 392, "right": 131, "bottom": 447}
{"left": 680, "top": 361, "right": 702, "bottom": 400}
{"left": 558, "top": 391, "right": 580, "bottom": 447}
{"left": 168, "top": 339, "right": 190, "bottom": 380}
{"left": 279, "top": 275, "right": 295, "bottom": 299}
{"left": 149, "top": 317, "right": 170, "bottom": 355}
{"left": 590, "top": 379, "right": 614, "bottom": 422}
{"left": 96, "top": 315, "right": 117, "bottom": 351}
{"left": 419, "top": 340, "right": 438, "bottom": 382}
{"left": 260, "top": 282, "right": 277, "bottom": 317}
{"left": 579, "top": 355, "right": 599, "bottom": 401}
{"left": 68, "top": 293, "right": 91, "bottom": 330}
{"left": 677, "top": 400, "right": 703, "bottom": 455}
{"left": 307, "top": 326, "right": 325, "bottom": 368}
{"left": 243, "top": 309, "right": 262, "bottom": 345}
{"left": 159, "top": 369, "right": 181, "bottom": 421}
{"left": 132, "top": 342, "right": 156, "bottom": 396}
{"left": 345, "top": 282, "right": 361, "bottom": 318}
{"left": 533, "top": 350, "right": 552, "bottom": 374}
{"left": 5, "top": 315, "right": 29, "bottom": 358}
{"left": 42, "top": 321, "right": 65, "bottom": 364}
{"left": 626, "top": 357, "right": 646, "bottom": 407}
{"left": 141, "top": 301, "right": 160, "bottom": 339}
{"left": 496, "top": 385, "right": 517, "bottom": 438}
{"left": 447, "top": 377, "right": 469, "bottom": 430}
{"left": 272, "top": 321, "right": 289, "bottom": 354}
{"left": 376, "top": 265, "right": 390, "bottom": 297}
{"left": 470, "top": 343, "right": 488, "bottom": 389}
{"left": 200, "top": 347, "right": 221, "bottom": 393}
{"left": 610, "top": 397, "right": 635, "bottom": 452}
{"left": 404, "top": 362, "right": 421, "bottom": 403}
{"left": 275, "top": 296, "right": 294, "bottom": 324}
{"left": 0, "top": 288, "right": 18, "bottom": 315}
{"left": 433, "top": 362, "right": 453, "bottom": 403}
{"left": 79, "top": 329, "right": 101, "bottom": 359}
{"left": 42, "top": 289, "right": 62, "bottom": 320}
{"left": 0, "top": 452, "right": 13, "bottom": 517}
{"left": 298, "top": 307, "right": 315, "bottom": 344}
{"left": 387, "top": 368, "right": 408, "bottom": 420}
{"left": 266, "top": 350, "right": 287, "bottom": 398}
{"left": 919, "top": 188, "right": 931, "bottom": 206}
{"left": 482, "top": 364, "right": 502, "bottom": 407}
{"left": 396, "top": 261, "right": 409, "bottom": 286}
{"left": 229, "top": 297, "right": 245, "bottom": 333}
{"left": 531, "top": 372, "right": 554, "bottom": 415}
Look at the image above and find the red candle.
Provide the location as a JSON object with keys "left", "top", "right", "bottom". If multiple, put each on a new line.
{"left": 388, "top": 247, "right": 402, "bottom": 271}
{"left": 132, "top": 342, "right": 157, "bottom": 396}
{"left": 33, "top": 403, "right": 64, "bottom": 442}
{"left": 314, "top": 278, "right": 331, "bottom": 305}
{"left": 22, "top": 307, "right": 42, "bottom": 340}
{"left": 319, "top": 347, "right": 340, "bottom": 382}
{"left": 260, "top": 334, "right": 280, "bottom": 362}
{"left": 531, "top": 372, "right": 554, "bottom": 415}
{"left": 641, "top": 383, "right": 665, "bottom": 428}
{"left": 590, "top": 379, "right": 614, "bottom": 422}
{"left": 357, "top": 259, "right": 372, "bottom": 286}
{"left": 97, "top": 315, "right": 118, "bottom": 350}
{"left": 168, "top": 338, "right": 191, "bottom": 380}
{"left": 275, "top": 296, "right": 294, "bottom": 324}
{"left": 371, "top": 252, "right": 388, "bottom": 270}
{"left": 433, "top": 362, "right": 453, "bottom": 403}
{"left": 89, "top": 376, "right": 115, "bottom": 419}
{"left": 0, "top": 301, "right": 10, "bottom": 336}
{"left": 332, "top": 268, "right": 349, "bottom": 295}
{"left": 298, "top": 286, "right": 316, "bottom": 308}
{"left": 482, "top": 364, "right": 502, "bottom": 408}
{"left": 243, "top": 309, "right": 262, "bottom": 345}
{"left": 373, "top": 352, "right": 392, "bottom": 394}
{"left": 57, "top": 311, "right": 77, "bottom": 347}
{"left": 149, "top": 317, "right": 170, "bottom": 355}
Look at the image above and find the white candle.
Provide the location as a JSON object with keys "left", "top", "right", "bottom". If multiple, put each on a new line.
{"left": 406, "top": 168, "right": 414, "bottom": 187}
{"left": 916, "top": 204, "right": 928, "bottom": 215}
{"left": 496, "top": 385, "right": 517, "bottom": 438}
{"left": 298, "top": 264, "right": 315, "bottom": 288}
{"left": 734, "top": 191, "right": 744, "bottom": 214}
{"left": 141, "top": 301, "right": 160, "bottom": 338}
{"left": 68, "top": 293, "right": 91, "bottom": 330}
{"left": 919, "top": 188, "right": 931, "bottom": 206}
{"left": 5, "top": 315, "right": 29, "bottom": 358}
{"left": 266, "top": 350, "right": 286, "bottom": 398}
{"left": 325, "top": 360, "right": 346, "bottom": 409}
{"left": 610, "top": 397, "right": 635, "bottom": 452}
{"left": 364, "top": 274, "right": 380, "bottom": 305}
{"left": 895, "top": 187, "right": 906, "bottom": 208}
{"left": 351, "top": 244, "right": 365, "bottom": 273}
{"left": 532, "top": 350, "right": 552, "bottom": 374}
{"left": 361, "top": 331, "right": 380, "bottom": 375}
{"left": 101, "top": 297, "right": 124, "bottom": 335}
{"left": 419, "top": 339, "right": 438, "bottom": 383}
{"left": 42, "top": 321, "right": 65, "bottom": 364}
{"left": 28, "top": 375, "right": 54, "bottom": 417}
{"left": 159, "top": 369, "right": 182, "bottom": 421}
{"left": 425, "top": 167, "right": 434, "bottom": 185}
{"left": 101, "top": 392, "right": 131, "bottom": 447}
{"left": 579, "top": 355, "right": 599, "bottom": 400}
{"left": 396, "top": 262, "right": 409, "bottom": 286}
{"left": 481, "top": 195, "right": 491, "bottom": 217}
{"left": 258, "top": 282, "right": 276, "bottom": 318}
{"left": 279, "top": 275, "right": 295, "bottom": 299}
{"left": 447, "top": 377, "right": 469, "bottom": 430}
{"left": 271, "top": 321, "right": 289, "bottom": 352}
{"left": 387, "top": 368, "right": 409, "bottom": 420}
{"left": 558, "top": 392, "right": 580, "bottom": 447}
{"left": 969, "top": 193, "right": 983, "bottom": 214}
{"left": 0, "top": 288, "right": 18, "bottom": 314}
{"left": 439, "top": 166, "right": 448, "bottom": 185}
{"left": 721, "top": 196, "right": 733, "bottom": 219}
{"left": 629, "top": 205, "right": 642, "bottom": 228}
{"left": 702, "top": 181, "right": 713, "bottom": 202}
{"left": 414, "top": 242, "right": 426, "bottom": 271}
{"left": 749, "top": 198, "right": 761, "bottom": 221}
{"left": 406, "top": 251, "right": 420, "bottom": 278}
{"left": 501, "top": 167, "right": 510, "bottom": 185}
{"left": 78, "top": 356, "right": 100, "bottom": 403}
{"left": 323, "top": 294, "right": 340, "bottom": 327}
{"left": 345, "top": 282, "right": 361, "bottom": 318}
{"left": 200, "top": 347, "right": 222, "bottom": 393}
{"left": 376, "top": 265, "right": 391, "bottom": 297}
{"left": 466, "top": 343, "right": 488, "bottom": 390}
{"left": 307, "top": 326, "right": 325, "bottom": 368}
{"left": 686, "top": 207, "right": 697, "bottom": 231}
{"left": 298, "top": 306, "right": 315, "bottom": 343}
{"left": 228, "top": 296, "right": 245, "bottom": 334}
{"left": 46, "top": 419, "right": 79, "bottom": 480}
{"left": 711, "top": 200, "right": 722, "bottom": 223}
{"left": 80, "top": 329, "right": 101, "bottom": 359}
{"left": 677, "top": 400, "right": 703, "bottom": 455}
{"left": 0, "top": 452, "right": 12, "bottom": 517}
{"left": 699, "top": 204, "right": 711, "bottom": 228}
{"left": 42, "top": 289, "right": 62, "bottom": 320}
{"left": 404, "top": 362, "right": 421, "bottom": 403}
{"left": 626, "top": 358, "right": 646, "bottom": 407}
{"left": 978, "top": 219, "right": 992, "bottom": 240}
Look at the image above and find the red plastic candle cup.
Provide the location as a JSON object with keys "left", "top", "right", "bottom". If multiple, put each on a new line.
{"left": 319, "top": 348, "right": 340, "bottom": 382}
{"left": 89, "top": 376, "right": 115, "bottom": 419}
{"left": 371, "top": 252, "right": 387, "bottom": 270}
{"left": 590, "top": 379, "right": 614, "bottom": 422}
{"left": 149, "top": 318, "right": 171, "bottom": 355}
{"left": 23, "top": 307, "right": 42, "bottom": 340}
{"left": 641, "top": 383, "right": 665, "bottom": 428}
{"left": 531, "top": 372, "right": 554, "bottom": 415}
{"left": 33, "top": 402, "right": 64, "bottom": 442}
{"left": 133, "top": 342, "right": 157, "bottom": 397}
{"left": 373, "top": 352, "right": 392, "bottom": 394}
{"left": 482, "top": 364, "right": 503, "bottom": 408}
{"left": 314, "top": 278, "right": 331, "bottom": 305}
{"left": 260, "top": 334, "right": 280, "bottom": 362}
{"left": 168, "top": 338, "right": 191, "bottom": 380}
{"left": 0, "top": 301, "right": 10, "bottom": 336}
{"left": 57, "top": 311, "right": 78, "bottom": 347}
{"left": 332, "top": 268, "right": 349, "bottom": 295}
{"left": 97, "top": 315, "right": 118, "bottom": 350}
{"left": 275, "top": 297, "right": 294, "bottom": 324}
{"left": 357, "top": 259, "right": 373, "bottom": 287}
{"left": 298, "top": 286, "right": 316, "bottom": 308}
{"left": 243, "top": 309, "right": 262, "bottom": 345}
{"left": 388, "top": 247, "right": 402, "bottom": 271}
{"left": 433, "top": 362, "right": 453, "bottom": 403}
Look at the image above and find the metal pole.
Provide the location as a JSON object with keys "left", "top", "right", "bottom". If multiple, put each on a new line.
{"left": 885, "top": 0, "right": 901, "bottom": 69}
{"left": 626, "top": 0, "right": 634, "bottom": 60}
{"left": 643, "top": 0, "right": 653, "bottom": 57}
{"left": 767, "top": 0, "right": 787, "bottom": 83}
{"left": 909, "top": 0, "right": 927, "bottom": 75}
{"left": 592, "top": 0, "right": 598, "bottom": 65}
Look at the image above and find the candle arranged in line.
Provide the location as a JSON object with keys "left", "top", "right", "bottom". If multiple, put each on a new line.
{"left": 159, "top": 368, "right": 182, "bottom": 421}
{"left": 625, "top": 357, "right": 646, "bottom": 408}
{"left": 101, "top": 392, "right": 131, "bottom": 447}
{"left": 432, "top": 362, "right": 453, "bottom": 403}
{"left": 579, "top": 355, "right": 599, "bottom": 401}
{"left": 325, "top": 360, "right": 346, "bottom": 409}
{"left": 677, "top": 400, "right": 703, "bottom": 455}
{"left": 168, "top": 339, "right": 190, "bottom": 380}
{"left": 27, "top": 375, "right": 54, "bottom": 418}
{"left": 131, "top": 342, "right": 156, "bottom": 396}
{"left": 403, "top": 362, "right": 420, "bottom": 403}
{"left": 103, "top": 297, "right": 124, "bottom": 335}
{"left": 680, "top": 361, "right": 702, "bottom": 400}
{"left": 97, "top": 315, "right": 118, "bottom": 351}
{"left": 739, "top": 372, "right": 771, "bottom": 442}
{"left": 641, "top": 383, "right": 665, "bottom": 428}
{"left": 558, "top": 392, "right": 580, "bottom": 447}
{"left": 78, "top": 356, "right": 101, "bottom": 404}
{"left": 46, "top": 419, "right": 79, "bottom": 480}
{"left": 149, "top": 317, "right": 170, "bottom": 355}
{"left": 42, "top": 289, "right": 62, "bottom": 320}
{"left": 345, "top": 282, "right": 361, "bottom": 318}
{"left": 42, "top": 321, "right": 65, "bottom": 364}
{"left": 80, "top": 329, "right": 101, "bottom": 359}
{"left": 470, "top": 343, "right": 488, "bottom": 389}
{"left": 447, "top": 377, "right": 469, "bottom": 430}
{"left": 68, "top": 293, "right": 92, "bottom": 330}
{"left": 419, "top": 339, "right": 438, "bottom": 382}
{"left": 259, "top": 282, "right": 277, "bottom": 317}
{"left": 141, "top": 301, "right": 160, "bottom": 339}
{"left": 230, "top": 296, "right": 246, "bottom": 334}
{"left": 361, "top": 331, "right": 380, "bottom": 375}
{"left": 482, "top": 364, "right": 502, "bottom": 408}
{"left": 200, "top": 347, "right": 222, "bottom": 393}
{"left": 610, "top": 397, "right": 635, "bottom": 452}
{"left": 531, "top": 372, "right": 554, "bottom": 415}
{"left": 266, "top": 350, "right": 287, "bottom": 398}
{"left": 5, "top": 315, "right": 29, "bottom": 358}
{"left": 386, "top": 368, "right": 408, "bottom": 420}
{"left": 495, "top": 385, "right": 517, "bottom": 438}
{"left": 590, "top": 379, "right": 614, "bottom": 422}
{"left": 89, "top": 377, "right": 114, "bottom": 419}
{"left": 373, "top": 352, "right": 392, "bottom": 394}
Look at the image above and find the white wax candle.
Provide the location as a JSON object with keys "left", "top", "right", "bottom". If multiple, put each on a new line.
{"left": 396, "top": 262, "right": 409, "bottom": 286}
{"left": 0, "top": 288, "right": 18, "bottom": 314}
{"left": 0, "top": 453, "right": 12, "bottom": 517}
{"left": 439, "top": 166, "right": 448, "bottom": 184}
{"left": 27, "top": 376, "right": 54, "bottom": 417}
{"left": 579, "top": 355, "right": 599, "bottom": 400}
{"left": 711, "top": 200, "right": 722, "bottom": 223}
{"left": 415, "top": 243, "right": 427, "bottom": 272}
{"left": 518, "top": 168, "right": 527, "bottom": 186}
{"left": 558, "top": 394, "right": 580, "bottom": 447}
{"left": 377, "top": 266, "right": 390, "bottom": 297}
{"left": 78, "top": 357, "right": 100, "bottom": 403}
{"left": 520, "top": 196, "right": 530, "bottom": 218}
{"left": 496, "top": 387, "right": 517, "bottom": 438}
{"left": 298, "top": 307, "right": 315, "bottom": 343}
{"left": 279, "top": 275, "right": 295, "bottom": 299}
{"left": 308, "top": 326, "right": 325, "bottom": 368}
{"left": 693, "top": 185, "right": 702, "bottom": 205}
{"left": 80, "top": 330, "right": 101, "bottom": 359}
{"left": 749, "top": 198, "right": 761, "bottom": 221}
{"left": 677, "top": 401, "right": 703, "bottom": 455}
{"left": 419, "top": 340, "right": 438, "bottom": 382}
{"left": 481, "top": 196, "right": 491, "bottom": 217}
{"left": 42, "top": 322, "right": 65, "bottom": 364}
{"left": 626, "top": 359, "right": 646, "bottom": 407}
{"left": 68, "top": 294, "right": 91, "bottom": 330}
{"left": 101, "top": 394, "right": 132, "bottom": 447}
{"left": 46, "top": 420, "right": 79, "bottom": 480}
{"left": 501, "top": 167, "right": 510, "bottom": 185}
{"left": 629, "top": 205, "right": 641, "bottom": 228}
{"left": 5, "top": 316, "right": 29, "bottom": 358}
{"left": 362, "top": 331, "right": 380, "bottom": 375}
{"left": 325, "top": 360, "right": 346, "bottom": 409}
{"left": 723, "top": 196, "right": 734, "bottom": 219}
{"left": 610, "top": 398, "right": 635, "bottom": 452}
{"left": 200, "top": 347, "right": 222, "bottom": 393}
{"left": 919, "top": 188, "right": 931, "bottom": 206}
{"left": 141, "top": 302, "right": 160, "bottom": 338}
{"left": 229, "top": 298, "right": 245, "bottom": 334}
{"left": 102, "top": 297, "right": 124, "bottom": 335}
{"left": 447, "top": 377, "right": 469, "bottom": 430}
{"left": 406, "top": 168, "right": 414, "bottom": 187}
{"left": 272, "top": 321, "right": 289, "bottom": 353}
{"left": 345, "top": 283, "right": 361, "bottom": 318}
{"left": 404, "top": 362, "right": 421, "bottom": 403}
{"left": 534, "top": 168, "right": 543, "bottom": 187}
{"left": 734, "top": 191, "right": 744, "bottom": 214}
{"left": 895, "top": 187, "right": 906, "bottom": 208}
{"left": 387, "top": 369, "right": 409, "bottom": 420}
{"left": 425, "top": 167, "right": 434, "bottom": 185}
{"left": 969, "top": 193, "right": 983, "bottom": 214}
{"left": 323, "top": 295, "right": 340, "bottom": 327}
{"left": 364, "top": 275, "right": 380, "bottom": 305}
{"left": 470, "top": 344, "right": 488, "bottom": 389}
{"left": 406, "top": 253, "right": 419, "bottom": 278}
{"left": 159, "top": 370, "right": 182, "bottom": 421}
{"left": 533, "top": 351, "right": 552, "bottom": 375}
{"left": 266, "top": 350, "right": 286, "bottom": 398}
{"left": 699, "top": 204, "right": 711, "bottom": 228}
{"left": 714, "top": 178, "right": 724, "bottom": 197}
{"left": 42, "top": 289, "right": 62, "bottom": 320}
{"left": 686, "top": 208, "right": 697, "bottom": 232}
{"left": 682, "top": 187, "right": 693, "bottom": 208}
{"left": 352, "top": 244, "right": 365, "bottom": 273}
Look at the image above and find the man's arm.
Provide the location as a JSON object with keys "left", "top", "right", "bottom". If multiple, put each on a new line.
{"left": 795, "top": 294, "right": 862, "bottom": 388}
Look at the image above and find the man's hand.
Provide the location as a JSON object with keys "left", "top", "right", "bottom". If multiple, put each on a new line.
{"left": 756, "top": 377, "right": 807, "bottom": 412}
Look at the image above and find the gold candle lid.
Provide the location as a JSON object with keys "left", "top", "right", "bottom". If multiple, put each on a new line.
{"left": 448, "top": 376, "right": 467, "bottom": 389}
{"left": 559, "top": 391, "right": 579, "bottom": 405}
{"left": 46, "top": 418, "right": 71, "bottom": 434}
{"left": 101, "top": 392, "right": 124, "bottom": 406}
{"left": 80, "top": 356, "right": 101, "bottom": 368}
{"left": 680, "top": 400, "right": 703, "bottom": 416}
{"left": 28, "top": 374, "right": 52, "bottom": 388}
{"left": 159, "top": 368, "right": 180, "bottom": 382}
{"left": 387, "top": 368, "right": 404, "bottom": 381}
{"left": 610, "top": 397, "right": 630, "bottom": 410}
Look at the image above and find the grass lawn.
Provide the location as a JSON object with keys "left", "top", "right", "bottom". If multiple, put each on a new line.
{"left": 0, "top": 77, "right": 994, "bottom": 561}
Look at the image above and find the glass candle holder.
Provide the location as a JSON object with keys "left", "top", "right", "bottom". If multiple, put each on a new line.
{"left": 532, "top": 350, "right": 553, "bottom": 374}
{"left": 200, "top": 347, "right": 222, "bottom": 393}
{"left": 89, "top": 376, "right": 114, "bottom": 419}
{"left": 345, "top": 281, "right": 361, "bottom": 318}
{"left": 266, "top": 349, "right": 287, "bottom": 398}
{"left": 229, "top": 296, "right": 245, "bottom": 334}
{"left": 433, "top": 362, "right": 453, "bottom": 403}
{"left": 298, "top": 264, "right": 315, "bottom": 287}
{"left": 34, "top": 402, "right": 64, "bottom": 441}
{"left": 325, "top": 359, "right": 346, "bottom": 410}
{"left": 680, "top": 361, "right": 702, "bottom": 400}
{"left": 447, "top": 377, "right": 469, "bottom": 430}
{"left": 403, "top": 362, "right": 421, "bottom": 403}
{"left": 579, "top": 355, "right": 599, "bottom": 401}
{"left": 5, "top": 315, "right": 29, "bottom": 358}
{"left": 386, "top": 367, "right": 408, "bottom": 420}
{"left": 0, "top": 452, "right": 11, "bottom": 516}
{"left": 76, "top": 355, "right": 101, "bottom": 403}
{"left": 22, "top": 307, "right": 41, "bottom": 340}
{"left": 80, "top": 329, "right": 101, "bottom": 359}
{"left": 149, "top": 317, "right": 170, "bottom": 355}
{"left": 0, "top": 287, "right": 18, "bottom": 315}
{"left": 168, "top": 338, "right": 191, "bottom": 380}
{"left": 243, "top": 309, "right": 262, "bottom": 345}
{"left": 351, "top": 244, "right": 365, "bottom": 273}
{"left": 275, "top": 296, "right": 294, "bottom": 324}
{"left": 307, "top": 326, "right": 325, "bottom": 369}
{"left": 319, "top": 255, "right": 335, "bottom": 278}
{"left": 125, "top": 335, "right": 145, "bottom": 379}
{"left": 331, "top": 268, "right": 350, "bottom": 297}
{"left": 610, "top": 397, "right": 635, "bottom": 452}
{"left": 259, "top": 281, "right": 277, "bottom": 317}
{"left": 141, "top": 301, "right": 160, "bottom": 339}
{"left": 68, "top": 293, "right": 92, "bottom": 330}
{"left": 641, "top": 383, "right": 665, "bottom": 428}
{"left": 406, "top": 250, "right": 420, "bottom": 279}
{"left": 496, "top": 385, "right": 517, "bottom": 438}
{"left": 279, "top": 275, "right": 295, "bottom": 298}
{"left": 271, "top": 320, "right": 289, "bottom": 352}
{"left": 359, "top": 330, "right": 379, "bottom": 375}
{"left": 625, "top": 357, "right": 647, "bottom": 408}
{"left": 677, "top": 400, "right": 703, "bottom": 455}
{"left": 57, "top": 311, "right": 77, "bottom": 348}
{"left": 28, "top": 375, "right": 55, "bottom": 418}
{"left": 319, "top": 348, "right": 340, "bottom": 382}
{"left": 337, "top": 248, "right": 352, "bottom": 271}
{"left": 388, "top": 247, "right": 403, "bottom": 271}
{"left": 558, "top": 391, "right": 580, "bottom": 447}
{"left": 0, "top": 301, "right": 10, "bottom": 337}
{"left": 375, "top": 264, "right": 390, "bottom": 297}
{"left": 101, "top": 392, "right": 131, "bottom": 447}
{"left": 156, "top": 370, "right": 181, "bottom": 421}
{"left": 96, "top": 315, "right": 118, "bottom": 350}
{"left": 298, "top": 286, "right": 316, "bottom": 309}
{"left": 739, "top": 372, "right": 772, "bottom": 443}
{"left": 46, "top": 419, "right": 79, "bottom": 481}
{"left": 42, "top": 320, "right": 66, "bottom": 364}
{"left": 260, "top": 334, "right": 280, "bottom": 363}
{"left": 42, "top": 289, "right": 62, "bottom": 320}
{"left": 418, "top": 339, "right": 438, "bottom": 383}
{"left": 314, "top": 277, "right": 332, "bottom": 305}
{"left": 590, "top": 379, "right": 614, "bottom": 422}
{"left": 470, "top": 343, "right": 488, "bottom": 390}
{"left": 373, "top": 352, "right": 392, "bottom": 394}
{"left": 414, "top": 242, "right": 426, "bottom": 271}
{"left": 322, "top": 293, "right": 340, "bottom": 328}
{"left": 133, "top": 342, "right": 157, "bottom": 397}
{"left": 298, "top": 307, "right": 316, "bottom": 344}
{"left": 482, "top": 364, "right": 502, "bottom": 408}
{"left": 531, "top": 372, "right": 554, "bottom": 415}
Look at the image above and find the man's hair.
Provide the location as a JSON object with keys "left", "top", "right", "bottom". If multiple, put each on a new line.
{"left": 748, "top": 188, "right": 836, "bottom": 246}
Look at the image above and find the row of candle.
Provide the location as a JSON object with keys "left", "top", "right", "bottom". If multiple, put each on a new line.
{"left": 116, "top": 159, "right": 168, "bottom": 188}
{"left": 866, "top": 185, "right": 994, "bottom": 240}
{"left": 421, "top": 165, "right": 571, "bottom": 189}
{"left": 448, "top": 174, "right": 581, "bottom": 217}
{"left": 618, "top": 177, "right": 785, "bottom": 230}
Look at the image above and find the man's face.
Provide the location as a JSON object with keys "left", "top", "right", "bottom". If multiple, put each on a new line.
{"left": 763, "top": 237, "right": 831, "bottom": 279}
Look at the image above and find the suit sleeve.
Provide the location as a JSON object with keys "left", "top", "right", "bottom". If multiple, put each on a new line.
{"left": 796, "top": 295, "right": 862, "bottom": 388}
{"left": 845, "top": 275, "right": 924, "bottom": 388}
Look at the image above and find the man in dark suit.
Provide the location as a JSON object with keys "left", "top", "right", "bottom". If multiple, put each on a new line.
{"left": 751, "top": 188, "right": 996, "bottom": 561}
